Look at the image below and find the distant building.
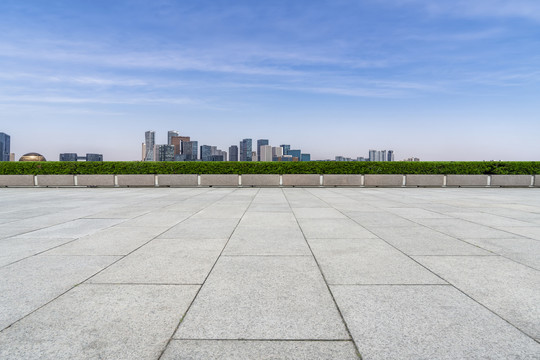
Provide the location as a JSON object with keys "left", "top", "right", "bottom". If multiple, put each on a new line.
{"left": 280, "top": 144, "right": 290, "bottom": 155}
{"left": 240, "top": 139, "right": 252, "bottom": 161}
{"left": 259, "top": 145, "right": 272, "bottom": 161}
{"left": 368, "top": 150, "right": 376, "bottom": 162}
{"left": 257, "top": 139, "right": 269, "bottom": 161}
{"left": 301, "top": 153, "right": 311, "bottom": 162}
{"left": 0, "top": 132, "right": 10, "bottom": 161}
{"left": 153, "top": 145, "right": 174, "bottom": 161}
{"left": 272, "top": 146, "right": 283, "bottom": 158}
{"left": 288, "top": 149, "right": 301, "bottom": 160}
{"left": 144, "top": 131, "right": 155, "bottom": 161}
{"left": 9, "top": 153, "right": 15, "bottom": 161}
{"left": 86, "top": 153, "right": 103, "bottom": 161}
{"left": 200, "top": 145, "right": 213, "bottom": 161}
{"left": 59, "top": 153, "right": 78, "bottom": 161}
{"left": 281, "top": 155, "right": 293, "bottom": 161}
{"left": 171, "top": 135, "right": 190, "bottom": 156}
{"left": 167, "top": 130, "right": 179, "bottom": 145}
{"left": 357, "top": 157, "right": 367, "bottom": 161}
{"left": 381, "top": 150, "right": 387, "bottom": 162}
{"left": 182, "top": 141, "right": 198, "bottom": 161}
{"left": 229, "top": 145, "right": 239, "bottom": 161}
{"left": 251, "top": 151, "right": 257, "bottom": 162}
{"left": 387, "top": 150, "right": 394, "bottom": 161}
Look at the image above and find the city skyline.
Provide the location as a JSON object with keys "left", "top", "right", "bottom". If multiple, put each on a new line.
{"left": 1, "top": 1, "right": 539, "bottom": 161}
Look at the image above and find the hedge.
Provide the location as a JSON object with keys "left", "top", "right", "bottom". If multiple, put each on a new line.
{"left": 0, "top": 161, "right": 539, "bottom": 175}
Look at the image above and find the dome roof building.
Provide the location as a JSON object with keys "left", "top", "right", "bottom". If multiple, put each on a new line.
{"left": 19, "top": 153, "right": 46, "bottom": 161}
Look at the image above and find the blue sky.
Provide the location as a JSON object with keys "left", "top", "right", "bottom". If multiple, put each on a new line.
{"left": 1, "top": 0, "right": 539, "bottom": 161}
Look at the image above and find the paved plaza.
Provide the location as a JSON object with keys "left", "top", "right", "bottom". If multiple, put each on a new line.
{"left": 0, "top": 187, "right": 539, "bottom": 359}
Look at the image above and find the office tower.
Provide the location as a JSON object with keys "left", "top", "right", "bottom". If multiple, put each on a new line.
{"left": 167, "top": 130, "right": 179, "bottom": 145}
{"left": 288, "top": 149, "right": 301, "bottom": 161}
{"left": 144, "top": 131, "right": 155, "bottom": 161}
{"left": 59, "top": 153, "right": 78, "bottom": 161}
{"left": 257, "top": 139, "right": 269, "bottom": 161}
{"left": 229, "top": 145, "right": 238, "bottom": 161}
{"left": 9, "top": 153, "right": 14, "bottom": 161}
{"left": 280, "top": 144, "right": 290, "bottom": 155}
{"left": 141, "top": 143, "right": 146, "bottom": 161}
{"left": 281, "top": 155, "right": 293, "bottom": 161}
{"left": 357, "top": 157, "right": 366, "bottom": 161}
{"left": 86, "top": 153, "right": 103, "bottom": 161}
{"left": 154, "top": 145, "right": 175, "bottom": 161}
{"left": 335, "top": 156, "right": 345, "bottom": 161}
{"left": 387, "top": 150, "right": 394, "bottom": 161}
{"left": 200, "top": 145, "right": 212, "bottom": 161}
{"left": 240, "top": 139, "right": 252, "bottom": 161}
{"left": 0, "top": 132, "right": 10, "bottom": 161}
{"left": 171, "top": 136, "right": 190, "bottom": 155}
{"left": 301, "top": 153, "right": 311, "bottom": 162}
{"left": 182, "top": 141, "right": 198, "bottom": 161}
{"left": 272, "top": 146, "right": 283, "bottom": 157}
{"left": 251, "top": 151, "right": 257, "bottom": 162}
{"left": 381, "top": 150, "right": 387, "bottom": 162}
{"left": 260, "top": 145, "right": 272, "bottom": 161}
{"left": 368, "top": 150, "right": 376, "bottom": 161}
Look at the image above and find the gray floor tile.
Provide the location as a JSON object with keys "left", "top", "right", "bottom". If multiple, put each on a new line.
{"left": 0, "top": 284, "right": 198, "bottom": 360}
{"left": 416, "top": 218, "right": 521, "bottom": 239}
{"left": 309, "top": 238, "right": 445, "bottom": 284}
{"left": 159, "top": 218, "right": 240, "bottom": 239}
{"left": 461, "top": 237, "right": 540, "bottom": 270}
{"left": 45, "top": 226, "right": 170, "bottom": 256}
{"left": 0, "top": 237, "right": 74, "bottom": 267}
{"left": 162, "top": 340, "right": 359, "bottom": 359}
{"left": 293, "top": 207, "right": 347, "bottom": 219}
{"left": 368, "top": 226, "right": 492, "bottom": 255}
{"left": 0, "top": 255, "right": 119, "bottom": 330}
{"left": 498, "top": 226, "right": 540, "bottom": 240}
{"left": 88, "top": 238, "right": 227, "bottom": 284}
{"left": 175, "top": 256, "right": 349, "bottom": 339}
{"left": 115, "top": 211, "right": 192, "bottom": 227}
{"left": 414, "top": 255, "right": 540, "bottom": 339}
{"left": 298, "top": 218, "right": 376, "bottom": 238}
{"left": 345, "top": 211, "right": 416, "bottom": 227}
{"left": 332, "top": 285, "right": 540, "bottom": 360}
{"left": 14, "top": 219, "right": 124, "bottom": 239}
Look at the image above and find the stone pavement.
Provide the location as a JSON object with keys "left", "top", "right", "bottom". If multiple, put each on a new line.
{"left": 0, "top": 187, "right": 539, "bottom": 359}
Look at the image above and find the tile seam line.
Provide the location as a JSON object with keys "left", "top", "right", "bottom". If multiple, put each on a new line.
{"left": 157, "top": 187, "right": 260, "bottom": 360}
{"left": 307, "top": 188, "right": 540, "bottom": 343}
{"left": 170, "top": 338, "right": 356, "bottom": 342}
{"left": 282, "top": 188, "right": 363, "bottom": 360}
{"left": 0, "top": 188, "right": 230, "bottom": 333}
{"left": 0, "top": 188, "right": 213, "bottom": 270}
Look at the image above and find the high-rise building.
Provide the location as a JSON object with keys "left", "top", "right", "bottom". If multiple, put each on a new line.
{"left": 288, "top": 149, "right": 301, "bottom": 160}
{"left": 0, "top": 132, "right": 10, "bottom": 161}
{"left": 9, "top": 153, "right": 14, "bottom": 161}
{"left": 86, "top": 153, "right": 103, "bottom": 161}
{"left": 240, "top": 139, "right": 252, "bottom": 161}
{"left": 200, "top": 145, "right": 213, "bottom": 161}
{"left": 301, "top": 153, "right": 311, "bottom": 162}
{"left": 381, "top": 150, "right": 387, "bottom": 162}
{"left": 272, "top": 146, "right": 283, "bottom": 157}
{"left": 259, "top": 145, "right": 272, "bottom": 161}
{"left": 171, "top": 136, "right": 190, "bottom": 155}
{"left": 387, "top": 150, "right": 394, "bottom": 161}
{"left": 167, "top": 130, "right": 179, "bottom": 145}
{"left": 182, "top": 141, "right": 198, "bottom": 161}
{"left": 144, "top": 131, "right": 155, "bottom": 161}
{"left": 280, "top": 144, "right": 290, "bottom": 155}
{"left": 251, "top": 151, "right": 257, "bottom": 162}
{"left": 257, "top": 139, "right": 269, "bottom": 161}
{"left": 229, "top": 145, "right": 239, "bottom": 161}
{"left": 154, "top": 145, "right": 175, "bottom": 161}
{"left": 59, "top": 153, "right": 78, "bottom": 161}
{"left": 368, "top": 150, "right": 376, "bottom": 161}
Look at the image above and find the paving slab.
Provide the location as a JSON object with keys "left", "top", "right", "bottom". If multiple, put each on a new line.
{"left": 298, "top": 218, "right": 376, "bottom": 238}
{"left": 44, "top": 226, "right": 169, "bottom": 256}
{"left": 344, "top": 211, "right": 416, "bottom": 227}
{"left": 293, "top": 207, "right": 347, "bottom": 219}
{"left": 498, "top": 226, "right": 540, "bottom": 240}
{"left": 368, "top": 226, "right": 492, "bottom": 255}
{"left": 89, "top": 238, "right": 227, "bottom": 284}
{"left": 309, "top": 238, "right": 445, "bottom": 284}
{"left": 460, "top": 237, "right": 540, "bottom": 270}
{"left": 414, "top": 255, "right": 540, "bottom": 339}
{"left": 0, "top": 237, "right": 74, "bottom": 267}
{"left": 162, "top": 340, "right": 359, "bottom": 359}
{"left": 0, "top": 284, "right": 198, "bottom": 360}
{"left": 175, "top": 256, "right": 349, "bottom": 339}
{"left": 115, "top": 211, "right": 192, "bottom": 227}
{"left": 159, "top": 218, "right": 240, "bottom": 239}
{"left": 332, "top": 285, "right": 540, "bottom": 360}
{"left": 14, "top": 218, "right": 124, "bottom": 239}
{"left": 0, "top": 255, "right": 118, "bottom": 330}
{"left": 415, "top": 218, "right": 522, "bottom": 239}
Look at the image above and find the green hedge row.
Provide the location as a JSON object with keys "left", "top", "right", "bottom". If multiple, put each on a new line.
{"left": 1, "top": 161, "right": 539, "bottom": 175}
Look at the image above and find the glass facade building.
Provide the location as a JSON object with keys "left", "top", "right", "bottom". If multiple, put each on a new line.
{"left": 182, "top": 141, "right": 198, "bottom": 161}
{"left": 288, "top": 149, "right": 301, "bottom": 160}
{"left": 0, "top": 132, "right": 10, "bottom": 161}
{"left": 229, "top": 145, "right": 238, "bottom": 161}
{"left": 280, "top": 144, "right": 290, "bottom": 155}
{"left": 144, "top": 131, "right": 155, "bottom": 161}
{"left": 200, "top": 145, "right": 213, "bottom": 161}
{"left": 239, "top": 139, "right": 252, "bottom": 161}
{"left": 257, "top": 139, "right": 269, "bottom": 161}
{"left": 300, "top": 153, "right": 311, "bottom": 162}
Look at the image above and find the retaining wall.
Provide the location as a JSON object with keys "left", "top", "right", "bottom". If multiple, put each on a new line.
{"left": 0, "top": 174, "right": 537, "bottom": 188}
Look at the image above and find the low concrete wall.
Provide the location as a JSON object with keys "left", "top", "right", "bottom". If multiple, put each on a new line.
{"left": 0, "top": 175, "right": 35, "bottom": 187}
{"left": 77, "top": 175, "right": 115, "bottom": 187}
{"left": 323, "top": 174, "right": 363, "bottom": 187}
{"left": 406, "top": 175, "right": 445, "bottom": 187}
{"left": 491, "top": 175, "right": 532, "bottom": 187}
{"left": 200, "top": 174, "right": 239, "bottom": 187}
{"left": 446, "top": 175, "right": 488, "bottom": 187}
{"left": 282, "top": 174, "right": 320, "bottom": 187}
{"left": 241, "top": 174, "right": 280, "bottom": 187}
{"left": 535, "top": 175, "right": 540, "bottom": 187}
{"left": 158, "top": 174, "right": 198, "bottom": 187}
{"left": 117, "top": 174, "right": 155, "bottom": 187}
{"left": 364, "top": 175, "right": 404, "bottom": 187}
{"left": 36, "top": 175, "right": 74, "bottom": 187}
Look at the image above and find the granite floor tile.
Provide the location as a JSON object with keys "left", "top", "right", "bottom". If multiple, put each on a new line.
{"left": 0, "top": 237, "right": 74, "bottom": 267}
{"left": 460, "top": 237, "right": 540, "bottom": 270}
{"left": 298, "top": 218, "right": 376, "bottom": 239}
{"left": 14, "top": 219, "right": 124, "bottom": 239}
{"left": 159, "top": 218, "right": 240, "bottom": 239}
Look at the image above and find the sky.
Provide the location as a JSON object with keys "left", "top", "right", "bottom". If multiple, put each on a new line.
{"left": 0, "top": 0, "right": 539, "bottom": 161}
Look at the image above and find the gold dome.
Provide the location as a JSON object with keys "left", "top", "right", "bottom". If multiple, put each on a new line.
{"left": 19, "top": 152, "right": 47, "bottom": 161}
